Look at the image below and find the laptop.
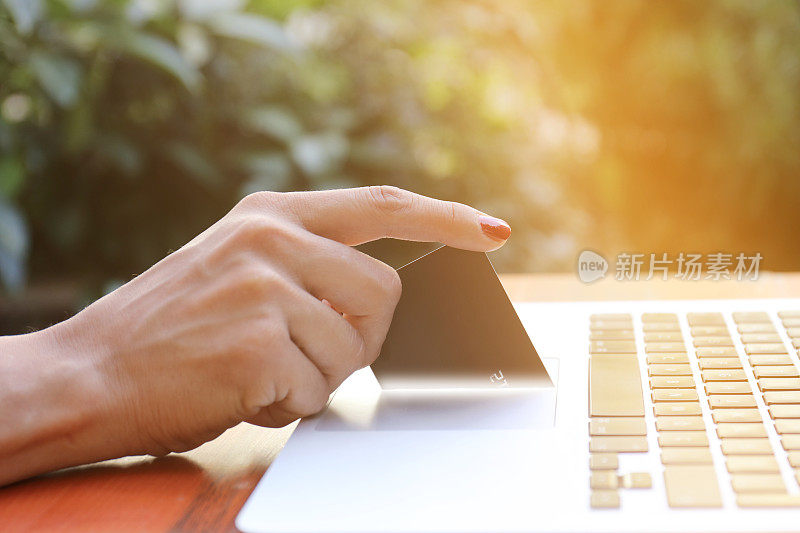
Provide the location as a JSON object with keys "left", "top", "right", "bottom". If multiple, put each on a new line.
{"left": 237, "top": 251, "right": 800, "bottom": 532}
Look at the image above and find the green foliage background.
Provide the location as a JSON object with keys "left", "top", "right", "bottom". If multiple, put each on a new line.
{"left": 1, "top": 0, "right": 799, "bottom": 298}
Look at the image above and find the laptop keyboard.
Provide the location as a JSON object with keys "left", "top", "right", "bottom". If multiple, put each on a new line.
{"left": 588, "top": 310, "right": 800, "bottom": 509}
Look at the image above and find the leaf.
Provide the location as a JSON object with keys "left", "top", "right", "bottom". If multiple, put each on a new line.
{"left": 240, "top": 151, "right": 292, "bottom": 179}
{"left": 29, "top": 51, "right": 83, "bottom": 108}
{"left": 96, "top": 135, "right": 142, "bottom": 177}
{"left": 178, "top": 0, "right": 246, "bottom": 21}
{"left": 238, "top": 152, "right": 293, "bottom": 196}
{"left": 117, "top": 31, "right": 202, "bottom": 92}
{"left": 0, "top": 198, "right": 28, "bottom": 291}
{"left": 0, "top": 155, "right": 24, "bottom": 199}
{"left": 2, "top": 0, "right": 43, "bottom": 35}
{"left": 242, "top": 106, "right": 303, "bottom": 142}
{"left": 208, "top": 12, "right": 296, "bottom": 52}
{"left": 165, "top": 142, "right": 219, "bottom": 188}
{"left": 290, "top": 132, "right": 348, "bottom": 176}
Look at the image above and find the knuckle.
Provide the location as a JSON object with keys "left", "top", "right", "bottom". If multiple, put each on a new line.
{"left": 305, "top": 387, "right": 331, "bottom": 415}
{"left": 288, "top": 366, "right": 332, "bottom": 417}
{"left": 446, "top": 201, "right": 458, "bottom": 223}
{"left": 359, "top": 252, "right": 402, "bottom": 305}
{"left": 255, "top": 319, "right": 289, "bottom": 347}
{"left": 360, "top": 343, "right": 381, "bottom": 368}
{"left": 344, "top": 330, "right": 371, "bottom": 370}
{"left": 238, "top": 266, "right": 292, "bottom": 300}
{"left": 236, "top": 324, "right": 289, "bottom": 399}
{"left": 367, "top": 185, "right": 413, "bottom": 215}
{"left": 260, "top": 221, "right": 300, "bottom": 250}
{"left": 238, "top": 190, "right": 280, "bottom": 210}
{"left": 232, "top": 216, "right": 300, "bottom": 251}
{"left": 382, "top": 266, "right": 402, "bottom": 304}
{"left": 231, "top": 217, "right": 273, "bottom": 247}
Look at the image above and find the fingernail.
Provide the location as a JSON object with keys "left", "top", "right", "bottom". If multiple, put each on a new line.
{"left": 479, "top": 216, "right": 511, "bottom": 241}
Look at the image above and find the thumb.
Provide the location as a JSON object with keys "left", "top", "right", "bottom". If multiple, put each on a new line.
{"left": 274, "top": 186, "right": 511, "bottom": 251}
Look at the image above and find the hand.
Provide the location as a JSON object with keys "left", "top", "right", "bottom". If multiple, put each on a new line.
{"left": 0, "top": 186, "right": 510, "bottom": 483}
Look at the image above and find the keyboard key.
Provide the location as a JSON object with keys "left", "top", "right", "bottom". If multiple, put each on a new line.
{"left": 696, "top": 347, "right": 738, "bottom": 358}
{"left": 646, "top": 353, "right": 689, "bottom": 364}
{"left": 778, "top": 311, "right": 800, "bottom": 319}
{"left": 590, "top": 355, "right": 645, "bottom": 416}
{"left": 590, "top": 453, "right": 618, "bottom": 470}
{"left": 590, "top": 320, "right": 633, "bottom": 331}
{"left": 704, "top": 382, "right": 751, "bottom": 394}
{"left": 645, "top": 342, "right": 687, "bottom": 353}
{"left": 658, "top": 431, "right": 709, "bottom": 447}
{"left": 708, "top": 395, "right": 757, "bottom": 409}
{"left": 590, "top": 340, "right": 637, "bottom": 354}
{"left": 643, "top": 323, "right": 681, "bottom": 332}
{"left": 737, "top": 494, "right": 800, "bottom": 507}
{"left": 753, "top": 366, "right": 799, "bottom": 378}
{"left": 648, "top": 364, "right": 692, "bottom": 376}
{"left": 783, "top": 318, "right": 800, "bottom": 328}
{"left": 654, "top": 403, "right": 702, "bottom": 416}
{"left": 644, "top": 332, "right": 683, "bottom": 342}
{"left": 590, "top": 330, "right": 634, "bottom": 341}
{"left": 687, "top": 313, "right": 725, "bottom": 327}
{"left": 620, "top": 472, "right": 652, "bottom": 489}
{"left": 693, "top": 337, "right": 734, "bottom": 347}
{"left": 652, "top": 389, "right": 698, "bottom": 402}
{"left": 712, "top": 409, "right": 761, "bottom": 423}
{"left": 758, "top": 378, "right": 800, "bottom": 391}
{"left": 768, "top": 404, "right": 800, "bottom": 418}
{"left": 716, "top": 423, "right": 767, "bottom": 438}
{"left": 650, "top": 376, "right": 695, "bottom": 388}
{"left": 663, "top": 465, "right": 722, "bottom": 507}
{"left": 763, "top": 391, "right": 800, "bottom": 404}
{"left": 702, "top": 369, "right": 747, "bottom": 382}
{"left": 691, "top": 326, "right": 729, "bottom": 337}
{"left": 642, "top": 313, "right": 677, "bottom": 322}
{"left": 590, "top": 490, "right": 620, "bottom": 509}
{"left": 757, "top": 378, "right": 800, "bottom": 391}
{"left": 741, "top": 334, "right": 782, "bottom": 344}
{"left": 590, "top": 417, "right": 647, "bottom": 436}
{"left": 590, "top": 471, "right": 619, "bottom": 489}
{"left": 788, "top": 451, "right": 800, "bottom": 467}
{"left": 733, "top": 312, "right": 771, "bottom": 323}
{"left": 782, "top": 435, "right": 800, "bottom": 451}
{"left": 697, "top": 358, "right": 742, "bottom": 370}
{"left": 656, "top": 416, "right": 704, "bottom": 431}
{"left": 775, "top": 420, "right": 800, "bottom": 434}
{"left": 590, "top": 436, "right": 648, "bottom": 453}
{"left": 787, "top": 327, "right": 800, "bottom": 338}
{"left": 721, "top": 438, "right": 773, "bottom": 455}
{"left": 749, "top": 354, "right": 793, "bottom": 366}
{"left": 731, "top": 474, "right": 785, "bottom": 493}
{"left": 745, "top": 343, "right": 788, "bottom": 355}
{"left": 738, "top": 323, "right": 777, "bottom": 334}
{"left": 661, "top": 448, "right": 712, "bottom": 464}
{"left": 726, "top": 456, "right": 779, "bottom": 473}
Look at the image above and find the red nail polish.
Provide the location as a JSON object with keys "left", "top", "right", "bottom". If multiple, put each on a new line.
{"left": 479, "top": 216, "right": 511, "bottom": 241}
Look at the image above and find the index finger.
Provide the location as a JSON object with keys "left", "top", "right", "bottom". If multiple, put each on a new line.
{"left": 276, "top": 186, "right": 511, "bottom": 251}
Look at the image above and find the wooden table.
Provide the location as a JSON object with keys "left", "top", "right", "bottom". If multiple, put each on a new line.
{"left": 3, "top": 272, "right": 799, "bottom": 532}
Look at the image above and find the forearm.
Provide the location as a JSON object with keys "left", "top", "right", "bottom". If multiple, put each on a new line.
{"left": 0, "top": 324, "right": 127, "bottom": 486}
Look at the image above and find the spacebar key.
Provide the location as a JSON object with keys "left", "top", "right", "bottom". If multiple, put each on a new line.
{"left": 590, "top": 355, "right": 645, "bottom": 416}
{"left": 664, "top": 466, "right": 723, "bottom": 508}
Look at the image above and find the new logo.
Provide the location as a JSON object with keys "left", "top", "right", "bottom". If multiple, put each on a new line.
{"left": 577, "top": 250, "right": 608, "bottom": 283}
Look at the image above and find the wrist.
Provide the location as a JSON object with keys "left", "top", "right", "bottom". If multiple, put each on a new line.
{"left": 0, "top": 320, "right": 125, "bottom": 485}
